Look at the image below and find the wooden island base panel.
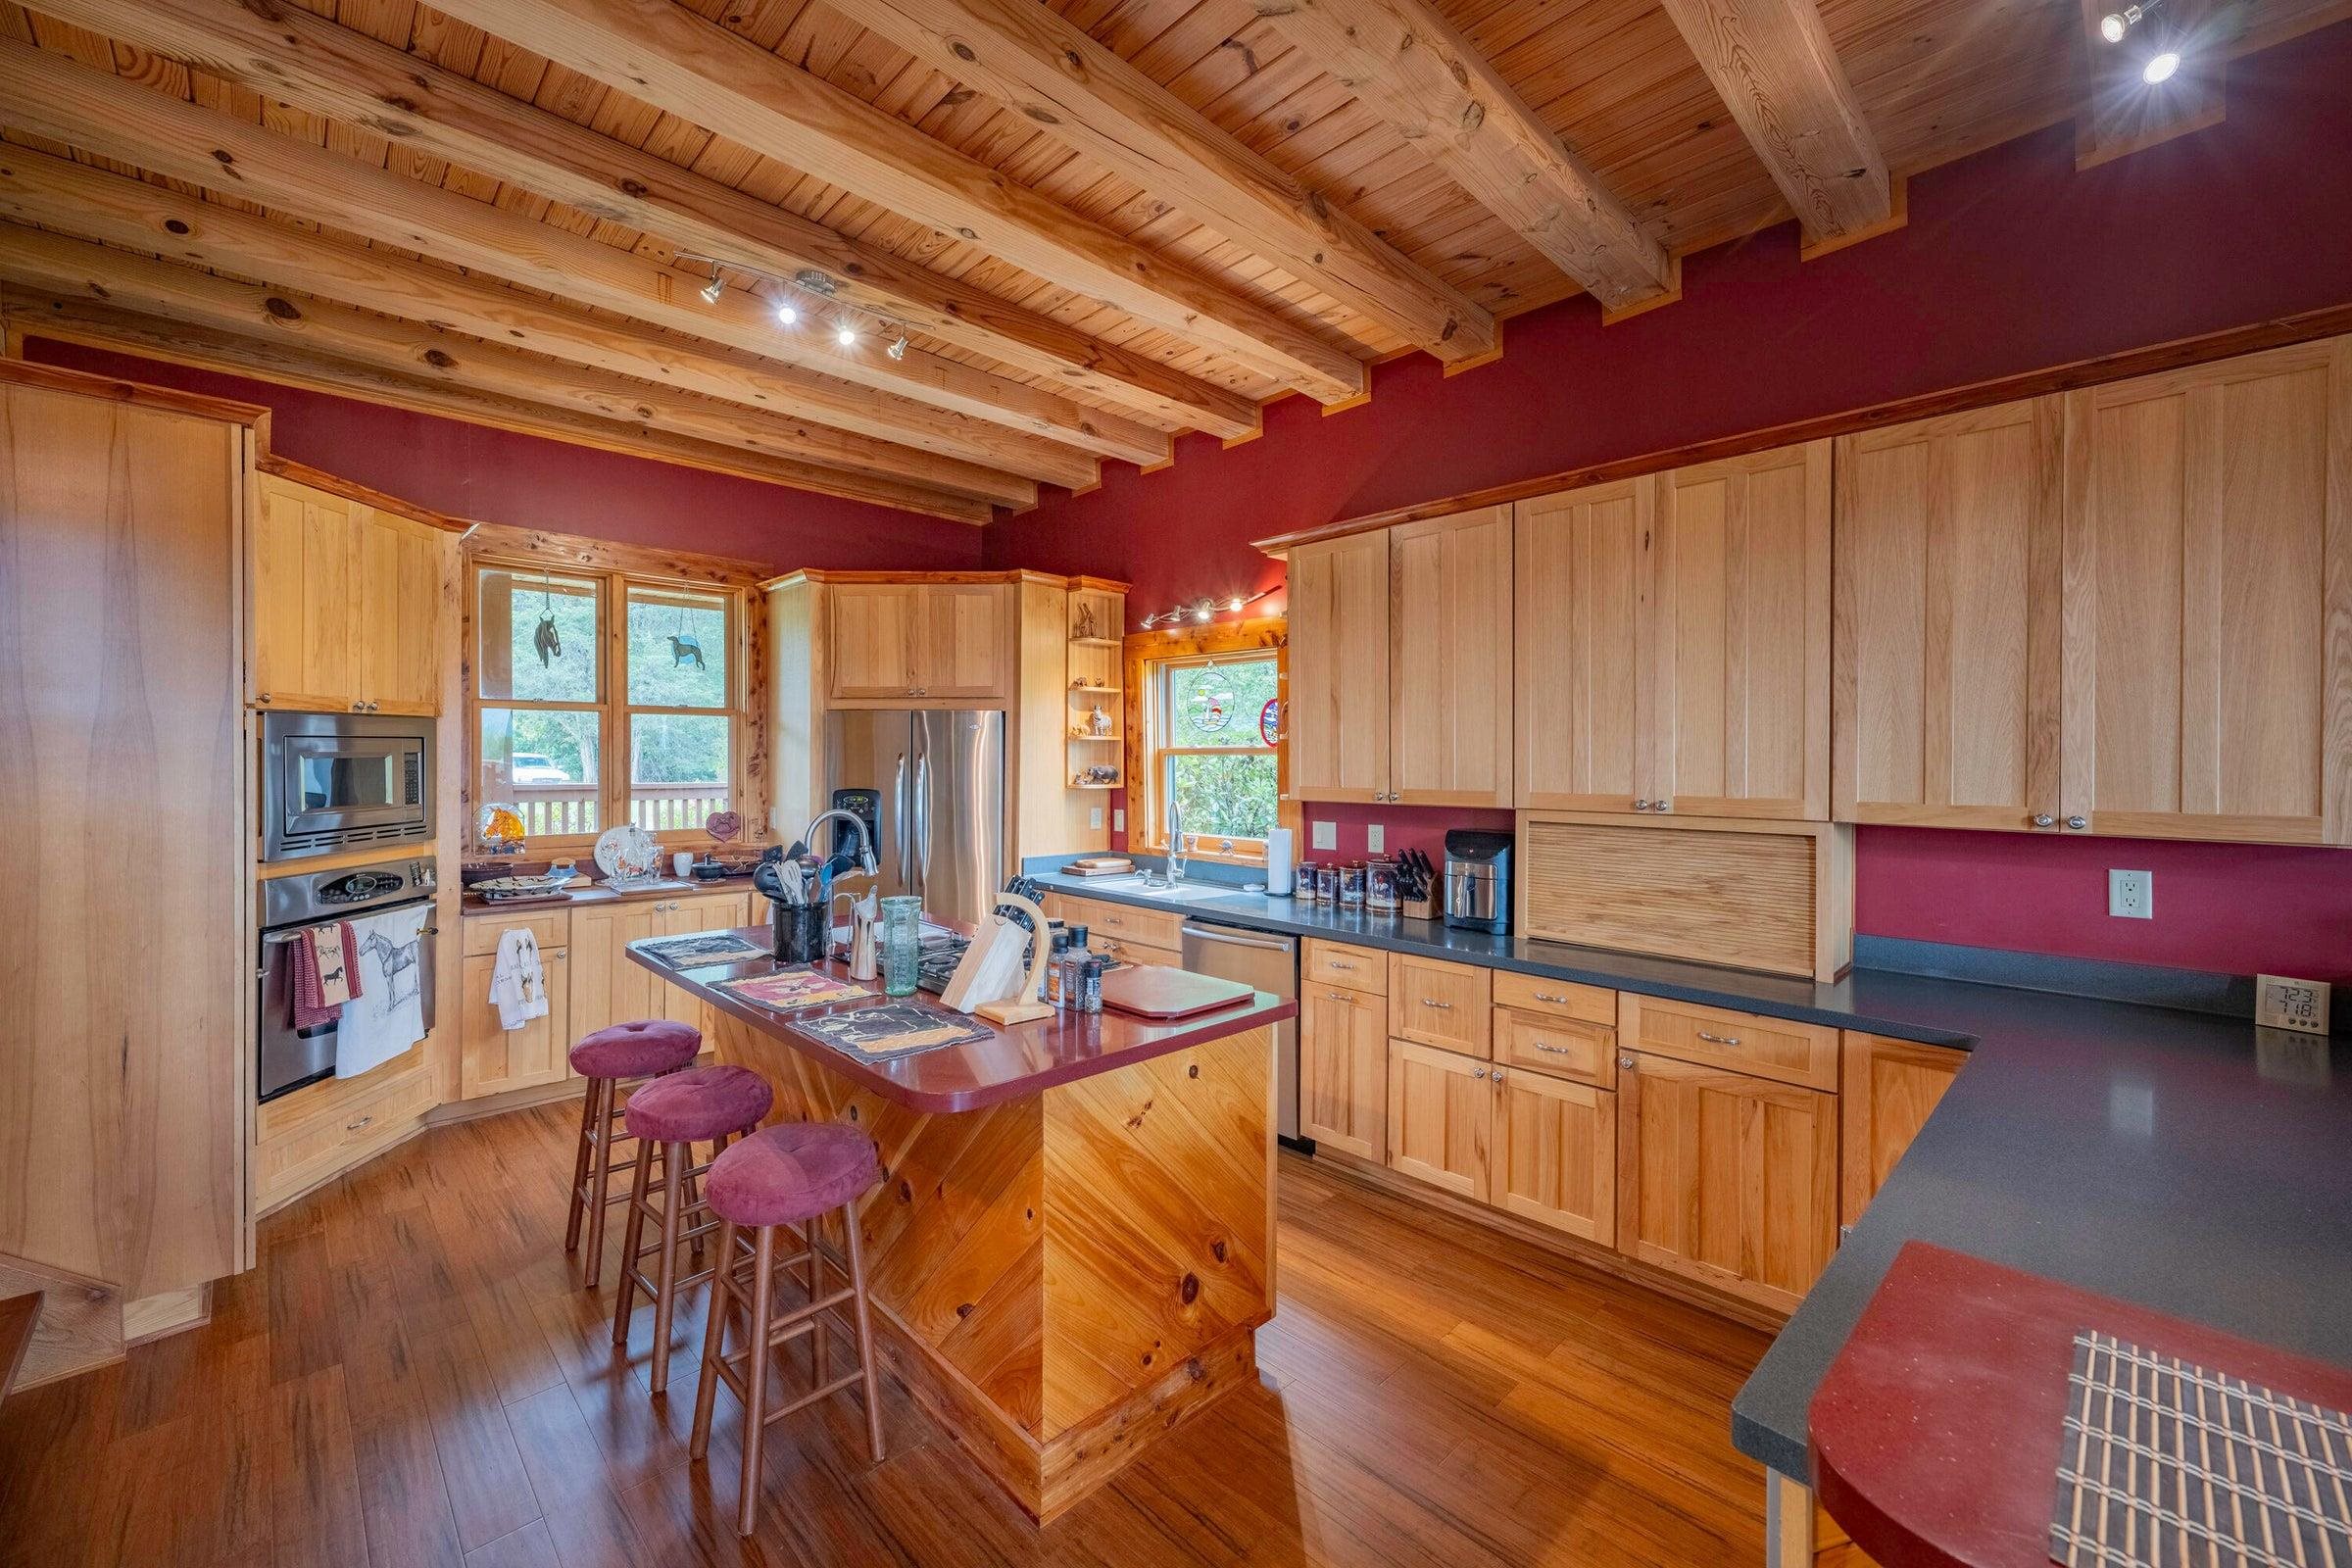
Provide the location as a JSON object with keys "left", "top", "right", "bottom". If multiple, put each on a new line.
{"left": 656, "top": 937, "right": 1286, "bottom": 1521}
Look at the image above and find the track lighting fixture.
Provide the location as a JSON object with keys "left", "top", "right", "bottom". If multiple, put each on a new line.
{"left": 699, "top": 263, "right": 725, "bottom": 306}
{"left": 887, "top": 331, "right": 909, "bottom": 362}
{"left": 835, "top": 322, "right": 858, "bottom": 348}
{"left": 1137, "top": 587, "right": 1278, "bottom": 630}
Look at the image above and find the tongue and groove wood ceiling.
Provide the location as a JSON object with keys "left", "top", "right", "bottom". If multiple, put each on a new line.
{"left": 0, "top": 0, "right": 2340, "bottom": 520}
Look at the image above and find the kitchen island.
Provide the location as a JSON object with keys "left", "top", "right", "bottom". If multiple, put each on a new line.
{"left": 628, "top": 932, "right": 1292, "bottom": 1521}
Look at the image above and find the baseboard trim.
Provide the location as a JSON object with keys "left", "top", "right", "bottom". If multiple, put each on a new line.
{"left": 1309, "top": 1148, "right": 1787, "bottom": 1334}
{"left": 425, "top": 1076, "right": 588, "bottom": 1125}
{"left": 122, "top": 1284, "right": 211, "bottom": 1347}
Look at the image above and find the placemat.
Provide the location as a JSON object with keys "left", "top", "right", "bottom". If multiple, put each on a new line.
{"left": 636, "top": 931, "right": 769, "bottom": 968}
{"left": 717, "top": 966, "right": 868, "bottom": 1011}
{"left": 2052, "top": 1328, "right": 2352, "bottom": 1568}
{"left": 788, "top": 1000, "right": 991, "bottom": 1060}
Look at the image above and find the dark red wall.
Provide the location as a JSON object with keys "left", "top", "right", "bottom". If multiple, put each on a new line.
{"left": 22, "top": 337, "right": 985, "bottom": 571}
{"left": 1001, "top": 22, "right": 2352, "bottom": 983}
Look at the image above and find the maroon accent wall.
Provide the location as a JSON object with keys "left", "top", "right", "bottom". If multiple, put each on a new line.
{"left": 1004, "top": 22, "right": 2352, "bottom": 981}
{"left": 21, "top": 337, "right": 984, "bottom": 571}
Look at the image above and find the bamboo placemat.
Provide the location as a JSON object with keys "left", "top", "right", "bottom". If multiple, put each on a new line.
{"left": 2052, "top": 1328, "right": 2352, "bottom": 1567}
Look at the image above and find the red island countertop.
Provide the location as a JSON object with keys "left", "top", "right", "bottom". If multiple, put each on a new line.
{"left": 625, "top": 928, "right": 1294, "bottom": 1114}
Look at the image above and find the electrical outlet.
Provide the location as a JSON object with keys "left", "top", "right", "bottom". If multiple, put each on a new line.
{"left": 1088, "top": 807, "right": 1103, "bottom": 831}
{"left": 1366, "top": 823, "right": 1385, "bottom": 854}
{"left": 1111, "top": 808, "right": 1124, "bottom": 833}
{"left": 2108, "top": 869, "right": 2153, "bottom": 919}
{"left": 1310, "top": 819, "right": 1337, "bottom": 851}
{"left": 2256, "top": 974, "right": 2331, "bottom": 1036}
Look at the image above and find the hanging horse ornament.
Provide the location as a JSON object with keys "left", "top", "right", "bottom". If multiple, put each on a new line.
{"left": 533, "top": 571, "right": 562, "bottom": 667}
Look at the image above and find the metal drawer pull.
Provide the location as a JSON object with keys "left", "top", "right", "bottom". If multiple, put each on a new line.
{"left": 1695, "top": 1030, "right": 1742, "bottom": 1047}
{"left": 1329, "top": 959, "right": 1356, "bottom": 969}
{"left": 1419, "top": 999, "right": 1453, "bottom": 1009}
{"left": 1531, "top": 1042, "right": 1575, "bottom": 1056}
{"left": 346, "top": 1115, "right": 372, "bottom": 1132}
{"left": 1326, "top": 991, "right": 1355, "bottom": 1003}
{"left": 1533, "top": 991, "right": 1572, "bottom": 1004}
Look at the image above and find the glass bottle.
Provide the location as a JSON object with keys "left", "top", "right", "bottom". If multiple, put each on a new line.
{"left": 1046, "top": 930, "right": 1069, "bottom": 1007}
{"left": 879, "top": 895, "right": 924, "bottom": 997}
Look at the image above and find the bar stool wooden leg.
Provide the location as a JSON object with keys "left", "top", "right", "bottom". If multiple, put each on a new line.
{"left": 738, "top": 1225, "right": 778, "bottom": 1539}
{"left": 844, "top": 1206, "right": 885, "bottom": 1464}
{"left": 581, "top": 1078, "right": 621, "bottom": 1288}
{"left": 689, "top": 1216, "right": 735, "bottom": 1462}
{"left": 647, "top": 1139, "right": 690, "bottom": 1395}
{"left": 683, "top": 1144, "right": 707, "bottom": 1267}
{"left": 610, "top": 1129, "right": 656, "bottom": 1340}
{"left": 807, "top": 1208, "right": 828, "bottom": 1387}
{"left": 564, "top": 1076, "right": 599, "bottom": 1254}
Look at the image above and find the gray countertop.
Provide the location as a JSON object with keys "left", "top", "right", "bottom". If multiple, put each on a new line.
{"left": 1034, "top": 869, "right": 2352, "bottom": 1481}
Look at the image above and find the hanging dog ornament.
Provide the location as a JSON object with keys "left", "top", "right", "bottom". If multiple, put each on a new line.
{"left": 668, "top": 600, "right": 705, "bottom": 668}
{"left": 533, "top": 571, "right": 562, "bottom": 667}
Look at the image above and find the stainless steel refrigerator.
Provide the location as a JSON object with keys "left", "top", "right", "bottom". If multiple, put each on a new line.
{"left": 821, "top": 710, "right": 1005, "bottom": 928}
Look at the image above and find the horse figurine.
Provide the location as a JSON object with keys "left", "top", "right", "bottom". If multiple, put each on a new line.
{"left": 359, "top": 930, "right": 423, "bottom": 1010}
{"left": 667, "top": 633, "right": 706, "bottom": 669}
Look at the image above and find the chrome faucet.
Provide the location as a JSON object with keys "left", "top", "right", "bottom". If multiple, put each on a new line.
{"left": 801, "top": 808, "right": 878, "bottom": 883}
{"left": 1165, "top": 800, "right": 1187, "bottom": 884}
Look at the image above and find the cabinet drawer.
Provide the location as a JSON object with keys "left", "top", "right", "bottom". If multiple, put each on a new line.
{"left": 463, "top": 908, "right": 569, "bottom": 957}
{"left": 1060, "top": 897, "right": 1183, "bottom": 952}
{"left": 254, "top": 1064, "right": 435, "bottom": 1209}
{"left": 255, "top": 1042, "right": 426, "bottom": 1143}
{"left": 1617, "top": 995, "right": 1839, "bottom": 1091}
{"left": 1388, "top": 953, "right": 1492, "bottom": 1057}
{"left": 1304, "top": 939, "right": 1385, "bottom": 995}
{"left": 1492, "top": 970, "right": 1615, "bottom": 1027}
{"left": 1093, "top": 936, "right": 1180, "bottom": 970}
{"left": 1494, "top": 1008, "right": 1615, "bottom": 1088}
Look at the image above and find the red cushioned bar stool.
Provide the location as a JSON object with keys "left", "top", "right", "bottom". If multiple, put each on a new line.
{"left": 564, "top": 1018, "right": 702, "bottom": 1287}
{"left": 610, "top": 1064, "right": 773, "bottom": 1395}
{"left": 690, "top": 1120, "right": 887, "bottom": 1536}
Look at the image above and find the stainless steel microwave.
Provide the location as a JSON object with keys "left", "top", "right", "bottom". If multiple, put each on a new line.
{"left": 261, "top": 710, "right": 435, "bottom": 862}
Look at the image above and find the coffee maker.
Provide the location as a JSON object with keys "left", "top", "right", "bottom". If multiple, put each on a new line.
{"left": 1443, "top": 830, "right": 1512, "bottom": 935}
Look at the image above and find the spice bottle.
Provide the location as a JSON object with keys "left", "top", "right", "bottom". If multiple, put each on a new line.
{"left": 1079, "top": 954, "right": 1105, "bottom": 1014}
{"left": 1045, "top": 929, "right": 1069, "bottom": 1007}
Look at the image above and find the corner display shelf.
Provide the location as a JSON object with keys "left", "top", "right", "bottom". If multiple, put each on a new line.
{"left": 1066, "top": 583, "right": 1126, "bottom": 797}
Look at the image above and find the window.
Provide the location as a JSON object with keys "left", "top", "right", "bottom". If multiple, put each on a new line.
{"left": 1140, "top": 652, "right": 1281, "bottom": 860}
{"left": 471, "top": 563, "right": 745, "bottom": 847}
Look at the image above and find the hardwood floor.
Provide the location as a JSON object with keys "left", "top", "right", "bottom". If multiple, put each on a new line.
{"left": 0, "top": 1102, "right": 1776, "bottom": 1567}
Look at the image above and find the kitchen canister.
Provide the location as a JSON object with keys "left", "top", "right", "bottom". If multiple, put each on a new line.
{"left": 1315, "top": 862, "right": 1339, "bottom": 904}
{"left": 1366, "top": 858, "right": 1399, "bottom": 912}
{"left": 1339, "top": 861, "right": 1366, "bottom": 908}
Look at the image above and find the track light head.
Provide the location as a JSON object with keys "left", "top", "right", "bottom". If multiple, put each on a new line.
{"left": 835, "top": 322, "right": 858, "bottom": 348}
{"left": 887, "top": 332, "right": 908, "bottom": 362}
{"left": 2142, "top": 47, "right": 2180, "bottom": 80}
{"left": 2099, "top": 10, "right": 2129, "bottom": 40}
{"left": 773, "top": 299, "right": 798, "bottom": 325}
{"left": 700, "top": 273, "right": 725, "bottom": 306}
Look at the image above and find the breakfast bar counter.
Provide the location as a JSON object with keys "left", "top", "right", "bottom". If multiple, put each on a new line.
{"left": 627, "top": 932, "right": 1293, "bottom": 1521}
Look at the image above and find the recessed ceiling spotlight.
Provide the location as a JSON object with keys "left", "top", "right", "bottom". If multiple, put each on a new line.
{"left": 2143, "top": 47, "right": 2181, "bottom": 81}
{"left": 835, "top": 322, "right": 858, "bottom": 348}
{"left": 887, "top": 332, "right": 908, "bottom": 362}
{"left": 773, "top": 298, "right": 798, "bottom": 325}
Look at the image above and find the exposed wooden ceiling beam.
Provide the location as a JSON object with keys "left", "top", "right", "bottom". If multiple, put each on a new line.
{"left": 0, "top": 35, "right": 1164, "bottom": 471}
{"left": 0, "top": 223, "right": 1037, "bottom": 510}
{"left": 0, "top": 145, "right": 1102, "bottom": 493}
{"left": 1653, "top": 0, "right": 1893, "bottom": 249}
{"left": 823, "top": 0, "right": 1496, "bottom": 365}
{"left": 18, "top": 0, "right": 1257, "bottom": 441}
{"left": 0, "top": 289, "right": 995, "bottom": 521}
{"left": 420, "top": 0, "right": 1368, "bottom": 405}
{"left": 2073, "top": 0, "right": 2227, "bottom": 170}
{"left": 1248, "top": 0, "right": 1675, "bottom": 316}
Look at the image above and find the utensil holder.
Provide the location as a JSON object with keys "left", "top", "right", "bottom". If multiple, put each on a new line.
{"left": 773, "top": 901, "right": 827, "bottom": 964}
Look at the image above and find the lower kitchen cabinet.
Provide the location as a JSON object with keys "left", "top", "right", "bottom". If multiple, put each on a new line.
{"left": 1386, "top": 1041, "right": 1493, "bottom": 1199}
{"left": 570, "top": 893, "right": 749, "bottom": 1047}
{"left": 1492, "top": 1068, "right": 1616, "bottom": 1245}
{"left": 252, "top": 1048, "right": 437, "bottom": 1213}
{"left": 1299, "top": 982, "right": 1387, "bottom": 1160}
{"left": 1839, "top": 1033, "right": 1966, "bottom": 1226}
{"left": 459, "top": 947, "right": 572, "bottom": 1099}
{"left": 1616, "top": 1052, "right": 1838, "bottom": 1314}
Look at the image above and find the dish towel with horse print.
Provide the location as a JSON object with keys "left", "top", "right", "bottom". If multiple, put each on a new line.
{"left": 291, "top": 920, "right": 363, "bottom": 1029}
{"left": 337, "top": 902, "right": 429, "bottom": 1078}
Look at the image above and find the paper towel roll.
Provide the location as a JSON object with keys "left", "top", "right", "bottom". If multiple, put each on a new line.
{"left": 1264, "top": 826, "right": 1296, "bottom": 897}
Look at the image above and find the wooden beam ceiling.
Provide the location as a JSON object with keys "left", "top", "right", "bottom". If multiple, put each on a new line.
{"left": 0, "top": 288, "right": 997, "bottom": 521}
{"left": 820, "top": 0, "right": 1498, "bottom": 365}
{"left": 1248, "top": 0, "right": 1677, "bottom": 317}
{"left": 0, "top": 223, "right": 1037, "bottom": 510}
{"left": 0, "top": 145, "right": 1097, "bottom": 493}
{"left": 417, "top": 0, "right": 1370, "bottom": 405}
{"left": 0, "top": 35, "right": 1168, "bottom": 472}
{"left": 1653, "top": 0, "right": 1894, "bottom": 248}
{"left": 20, "top": 0, "right": 1259, "bottom": 441}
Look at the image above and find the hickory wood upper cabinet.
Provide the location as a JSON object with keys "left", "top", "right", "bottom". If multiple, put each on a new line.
{"left": 1512, "top": 443, "right": 1830, "bottom": 819}
{"left": 1287, "top": 529, "right": 1392, "bottom": 801}
{"left": 1388, "top": 508, "right": 1514, "bottom": 806}
{"left": 1833, "top": 397, "right": 2066, "bottom": 831}
{"left": 2058, "top": 340, "right": 2350, "bottom": 845}
{"left": 827, "top": 581, "right": 1013, "bottom": 703}
{"left": 252, "top": 472, "right": 444, "bottom": 714}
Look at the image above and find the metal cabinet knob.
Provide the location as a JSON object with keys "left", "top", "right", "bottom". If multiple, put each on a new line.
{"left": 1473, "top": 1066, "right": 1487, "bottom": 1079}
{"left": 1652, "top": 799, "right": 1671, "bottom": 813}
{"left": 2067, "top": 815, "right": 2088, "bottom": 831}
{"left": 1633, "top": 799, "right": 1651, "bottom": 811}
{"left": 1491, "top": 1068, "right": 1506, "bottom": 1083}
{"left": 1618, "top": 1055, "right": 1635, "bottom": 1070}
{"left": 2032, "top": 813, "right": 2056, "bottom": 828}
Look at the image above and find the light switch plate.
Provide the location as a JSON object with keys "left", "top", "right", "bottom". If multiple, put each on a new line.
{"left": 1111, "top": 808, "right": 1124, "bottom": 832}
{"left": 1089, "top": 807, "right": 1103, "bottom": 830}
{"left": 2108, "top": 869, "right": 2153, "bottom": 919}
{"left": 1366, "top": 823, "right": 1385, "bottom": 854}
{"left": 1310, "top": 819, "right": 1337, "bottom": 851}
{"left": 2255, "top": 974, "right": 2331, "bottom": 1036}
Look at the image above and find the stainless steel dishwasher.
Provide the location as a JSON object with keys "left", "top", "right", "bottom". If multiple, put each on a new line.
{"left": 1180, "top": 919, "right": 1301, "bottom": 1142}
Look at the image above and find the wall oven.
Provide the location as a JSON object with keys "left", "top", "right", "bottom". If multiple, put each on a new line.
{"left": 262, "top": 710, "right": 434, "bottom": 862}
{"left": 257, "top": 855, "right": 439, "bottom": 1102}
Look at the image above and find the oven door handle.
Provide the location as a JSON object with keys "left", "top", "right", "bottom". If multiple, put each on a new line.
{"left": 263, "top": 923, "right": 441, "bottom": 944}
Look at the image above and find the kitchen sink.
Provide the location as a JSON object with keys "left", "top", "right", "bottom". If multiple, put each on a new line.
{"left": 1076, "top": 876, "right": 1246, "bottom": 904}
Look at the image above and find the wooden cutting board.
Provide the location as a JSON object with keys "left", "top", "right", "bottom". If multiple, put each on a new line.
{"left": 1099, "top": 963, "right": 1254, "bottom": 1018}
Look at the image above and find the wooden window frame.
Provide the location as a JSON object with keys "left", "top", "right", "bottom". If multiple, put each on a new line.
{"left": 1124, "top": 618, "right": 1289, "bottom": 866}
{"left": 467, "top": 558, "right": 752, "bottom": 854}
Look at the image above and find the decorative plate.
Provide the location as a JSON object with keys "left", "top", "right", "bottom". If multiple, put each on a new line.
{"left": 593, "top": 823, "right": 661, "bottom": 883}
